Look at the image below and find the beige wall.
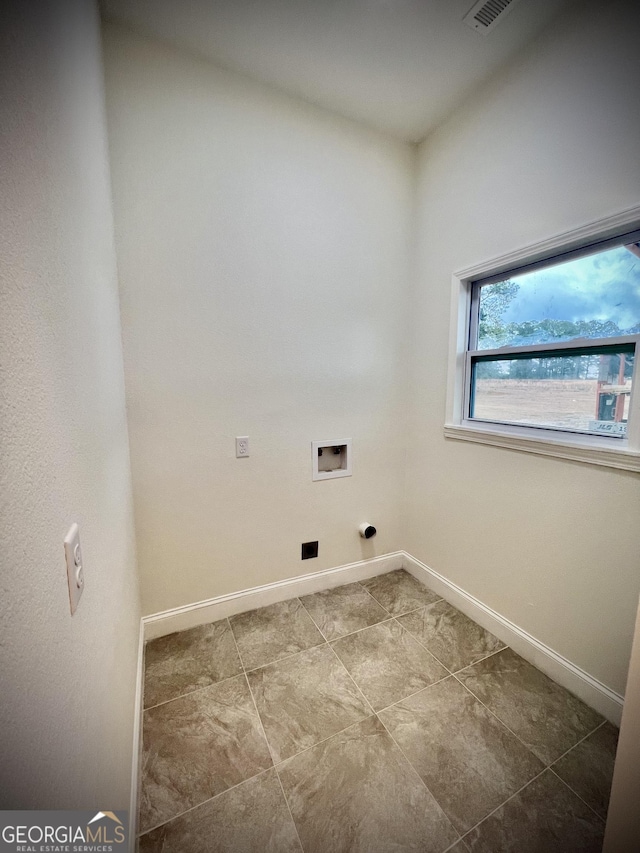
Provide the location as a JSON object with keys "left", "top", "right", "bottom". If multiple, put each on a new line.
{"left": 0, "top": 0, "right": 140, "bottom": 807}
{"left": 406, "top": 0, "right": 640, "bottom": 696}
{"left": 103, "top": 24, "right": 415, "bottom": 616}
{"left": 101, "top": 0, "right": 639, "bottom": 698}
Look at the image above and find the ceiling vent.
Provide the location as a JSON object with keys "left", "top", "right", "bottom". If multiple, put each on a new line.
{"left": 463, "top": 0, "right": 522, "bottom": 35}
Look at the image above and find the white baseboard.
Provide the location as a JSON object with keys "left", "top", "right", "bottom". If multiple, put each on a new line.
{"left": 139, "top": 548, "right": 623, "bottom": 725}
{"left": 129, "top": 618, "right": 144, "bottom": 850}
{"left": 401, "top": 552, "right": 624, "bottom": 725}
{"left": 142, "top": 552, "right": 404, "bottom": 641}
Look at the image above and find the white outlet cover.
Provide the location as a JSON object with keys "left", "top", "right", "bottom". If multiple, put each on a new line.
{"left": 63, "top": 523, "right": 84, "bottom": 615}
{"left": 235, "top": 436, "right": 250, "bottom": 457}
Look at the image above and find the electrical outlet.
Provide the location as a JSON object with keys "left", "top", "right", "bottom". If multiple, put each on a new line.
{"left": 64, "top": 523, "right": 84, "bottom": 615}
{"left": 236, "top": 436, "right": 250, "bottom": 457}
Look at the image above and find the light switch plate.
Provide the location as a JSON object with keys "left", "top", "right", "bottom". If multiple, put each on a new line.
{"left": 64, "top": 523, "right": 84, "bottom": 615}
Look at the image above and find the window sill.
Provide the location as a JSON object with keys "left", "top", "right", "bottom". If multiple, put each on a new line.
{"left": 444, "top": 422, "right": 640, "bottom": 472}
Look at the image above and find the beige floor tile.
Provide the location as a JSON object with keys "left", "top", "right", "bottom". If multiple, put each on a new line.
{"left": 229, "top": 598, "right": 324, "bottom": 670}
{"left": 138, "top": 769, "right": 301, "bottom": 852}
{"left": 398, "top": 600, "right": 504, "bottom": 672}
{"left": 247, "top": 644, "right": 371, "bottom": 762}
{"left": 331, "top": 619, "right": 448, "bottom": 710}
{"left": 278, "top": 716, "right": 459, "bottom": 853}
{"left": 457, "top": 648, "right": 603, "bottom": 765}
{"left": 140, "top": 674, "right": 272, "bottom": 833}
{"left": 300, "top": 582, "right": 389, "bottom": 640}
{"left": 379, "top": 676, "right": 543, "bottom": 832}
{"left": 464, "top": 770, "right": 605, "bottom": 853}
{"left": 361, "top": 569, "right": 441, "bottom": 615}
{"left": 138, "top": 571, "right": 612, "bottom": 851}
{"left": 552, "top": 721, "right": 619, "bottom": 819}
{"left": 143, "top": 620, "right": 242, "bottom": 708}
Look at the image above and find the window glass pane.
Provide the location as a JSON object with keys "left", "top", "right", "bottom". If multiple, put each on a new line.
{"left": 477, "top": 242, "right": 640, "bottom": 349}
{"left": 471, "top": 350, "right": 634, "bottom": 437}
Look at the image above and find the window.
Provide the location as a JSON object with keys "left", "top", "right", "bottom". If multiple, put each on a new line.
{"left": 445, "top": 209, "right": 640, "bottom": 471}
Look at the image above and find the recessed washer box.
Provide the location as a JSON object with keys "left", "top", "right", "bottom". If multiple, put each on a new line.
{"left": 312, "top": 439, "right": 352, "bottom": 481}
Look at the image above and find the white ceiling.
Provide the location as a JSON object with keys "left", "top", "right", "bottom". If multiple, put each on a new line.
{"left": 99, "top": 0, "right": 576, "bottom": 142}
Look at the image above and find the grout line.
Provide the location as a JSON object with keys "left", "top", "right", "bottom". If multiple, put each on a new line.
{"left": 546, "top": 719, "right": 610, "bottom": 824}
{"left": 376, "top": 710, "right": 462, "bottom": 846}
{"left": 139, "top": 616, "right": 288, "bottom": 838}
{"left": 549, "top": 719, "right": 607, "bottom": 767}
{"left": 297, "top": 585, "right": 394, "bottom": 642}
{"left": 327, "top": 615, "right": 396, "bottom": 644}
{"left": 226, "top": 597, "right": 411, "bottom": 772}
{"left": 226, "top": 622, "right": 279, "bottom": 770}
{"left": 297, "top": 596, "right": 333, "bottom": 642}
{"left": 257, "top": 669, "right": 452, "bottom": 771}
{"left": 443, "top": 839, "right": 469, "bottom": 853}
{"left": 373, "top": 671, "right": 453, "bottom": 717}
{"left": 450, "top": 672, "right": 544, "bottom": 763}
{"left": 144, "top": 643, "right": 334, "bottom": 711}
{"left": 452, "top": 667, "right": 608, "bottom": 774}
{"left": 394, "top": 598, "right": 506, "bottom": 676}
{"left": 240, "top": 600, "right": 441, "bottom": 669}
{"left": 457, "top": 767, "right": 550, "bottom": 845}
{"left": 547, "top": 766, "right": 607, "bottom": 825}
{"left": 354, "top": 580, "right": 394, "bottom": 615}
{"left": 136, "top": 766, "right": 275, "bottom": 838}
{"left": 326, "top": 642, "right": 377, "bottom": 716}
{"left": 226, "top": 614, "right": 250, "bottom": 672}
{"left": 146, "top": 589, "right": 449, "bottom": 695}
{"left": 391, "top": 611, "right": 506, "bottom": 677}
{"left": 228, "top": 596, "right": 326, "bottom": 671}
{"left": 357, "top": 584, "right": 397, "bottom": 616}
{"left": 390, "top": 616, "right": 453, "bottom": 676}
{"left": 378, "top": 661, "right": 602, "bottom": 846}
{"left": 451, "top": 644, "right": 507, "bottom": 674}
{"left": 452, "top": 718, "right": 609, "bottom": 844}
{"left": 271, "top": 714, "right": 378, "bottom": 772}
{"left": 227, "top": 621, "right": 385, "bottom": 791}
{"left": 458, "top": 757, "right": 607, "bottom": 847}
{"left": 242, "top": 638, "right": 328, "bottom": 675}
{"left": 142, "top": 597, "right": 446, "bottom": 714}
{"left": 387, "top": 597, "right": 445, "bottom": 621}
{"left": 392, "top": 603, "right": 429, "bottom": 620}
{"left": 142, "top": 667, "right": 245, "bottom": 712}
{"left": 273, "top": 765, "right": 306, "bottom": 853}
{"left": 141, "top": 608, "right": 360, "bottom": 841}
{"left": 355, "top": 578, "right": 444, "bottom": 619}
{"left": 242, "top": 669, "right": 278, "bottom": 768}
{"left": 454, "top": 645, "right": 510, "bottom": 678}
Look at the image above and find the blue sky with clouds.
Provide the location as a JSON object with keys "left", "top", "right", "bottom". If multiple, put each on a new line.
{"left": 497, "top": 243, "right": 640, "bottom": 332}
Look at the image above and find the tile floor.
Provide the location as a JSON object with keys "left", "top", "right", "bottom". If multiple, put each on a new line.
{"left": 137, "top": 569, "right": 618, "bottom": 852}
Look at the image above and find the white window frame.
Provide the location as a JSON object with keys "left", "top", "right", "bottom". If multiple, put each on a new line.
{"left": 445, "top": 204, "right": 640, "bottom": 473}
